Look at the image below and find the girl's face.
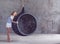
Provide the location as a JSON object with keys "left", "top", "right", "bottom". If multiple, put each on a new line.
{"left": 13, "top": 12, "right": 17, "bottom": 16}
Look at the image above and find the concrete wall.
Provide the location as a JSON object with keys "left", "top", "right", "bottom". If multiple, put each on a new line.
{"left": 0, "top": 0, "right": 22, "bottom": 33}
{"left": 24, "top": 0, "right": 60, "bottom": 34}
{"left": 0, "top": 0, "right": 60, "bottom": 34}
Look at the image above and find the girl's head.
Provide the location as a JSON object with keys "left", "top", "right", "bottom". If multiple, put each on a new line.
{"left": 11, "top": 11, "right": 17, "bottom": 16}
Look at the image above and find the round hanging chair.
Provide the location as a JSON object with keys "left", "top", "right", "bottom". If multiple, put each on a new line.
{"left": 12, "top": 13, "right": 37, "bottom": 36}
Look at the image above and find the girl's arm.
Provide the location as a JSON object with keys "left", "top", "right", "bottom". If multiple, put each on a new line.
{"left": 12, "top": 20, "right": 18, "bottom": 24}
{"left": 10, "top": 16, "right": 18, "bottom": 24}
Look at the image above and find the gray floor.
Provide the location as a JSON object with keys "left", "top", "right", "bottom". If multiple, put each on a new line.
{"left": 0, "top": 33, "right": 60, "bottom": 44}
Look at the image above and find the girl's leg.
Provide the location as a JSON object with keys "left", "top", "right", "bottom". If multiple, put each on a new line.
{"left": 7, "top": 28, "right": 11, "bottom": 42}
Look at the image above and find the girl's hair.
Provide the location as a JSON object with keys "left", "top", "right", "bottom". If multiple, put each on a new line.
{"left": 11, "top": 11, "right": 16, "bottom": 15}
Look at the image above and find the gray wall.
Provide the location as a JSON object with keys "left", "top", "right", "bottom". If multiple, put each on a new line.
{"left": 0, "top": 0, "right": 60, "bottom": 34}
{"left": 24, "top": 0, "right": 60, "bottom": 34}
{"left": 0, "top": 0, "right": 22, "bottom": 33}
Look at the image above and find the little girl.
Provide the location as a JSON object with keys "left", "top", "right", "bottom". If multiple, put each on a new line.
{"left": 6, "top": 11, "right": 18, "bottom": 42}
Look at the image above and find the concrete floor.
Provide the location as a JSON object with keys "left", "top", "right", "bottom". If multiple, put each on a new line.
{"left": 0, "top": 33, "right": 60, "bottom": 44}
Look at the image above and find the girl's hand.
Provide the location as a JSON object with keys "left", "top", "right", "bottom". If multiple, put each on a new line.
{"left": 16, "top": 21, "right": 18, "bottom": 24}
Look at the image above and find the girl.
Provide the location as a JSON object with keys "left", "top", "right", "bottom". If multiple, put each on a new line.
{"left": 6, "top": 11, "right": 18, "bottom": 42}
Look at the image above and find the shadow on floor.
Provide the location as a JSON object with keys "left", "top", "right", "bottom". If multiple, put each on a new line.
{"left": 56, "top": 43, "right": 60, "bottom": 44}
{"left": 0, "top": 40, "right": 19, "bottom": 42}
